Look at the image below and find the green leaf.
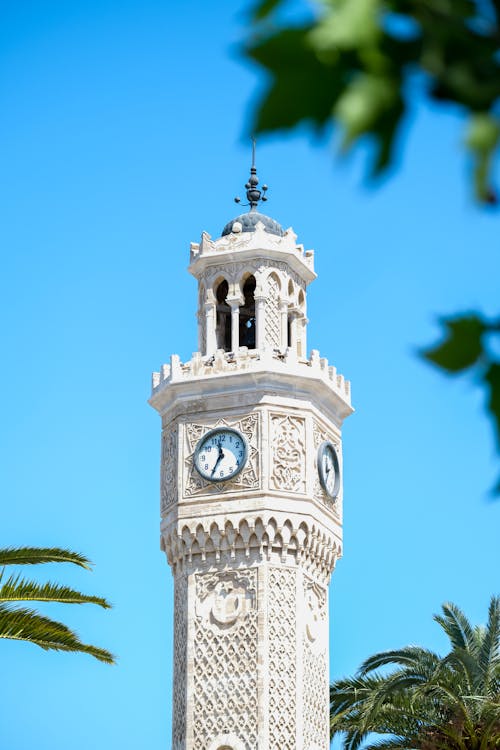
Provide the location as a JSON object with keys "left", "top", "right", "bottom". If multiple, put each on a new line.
{"left": 247, "top": 27, "right": 348, "bottom": 133}
{"left": 251, "top": 0, "right": 283, "bottom": 21}
{"left": 465, "top": 114, "right": 500, "bottom": 203}
{"left": 484, "top": 362, "right": 500, "bottom": 450}
{"left": 309, "top": 0, "right": 381, "bottom": 50}
{"left": 423, "top": 315, "right": 486, "bottom": 372}
{"left": 0, "top": 547, "right": 92, "bottom": 569}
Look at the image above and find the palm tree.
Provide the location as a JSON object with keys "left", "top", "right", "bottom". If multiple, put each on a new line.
{"left": 330, "top": 596, "right": 500, "bottom": 750}
{"left": 0, "top": 547, "right": 114, "bottom": 663}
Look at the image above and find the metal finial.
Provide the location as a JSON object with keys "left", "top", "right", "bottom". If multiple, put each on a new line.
{"left": 234, "top": 137, "right": 268, "bottom": 210}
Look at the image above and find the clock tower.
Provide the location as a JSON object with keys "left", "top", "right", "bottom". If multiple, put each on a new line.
{"left": 149, "top": 156, "right": 353, "bottom": 750}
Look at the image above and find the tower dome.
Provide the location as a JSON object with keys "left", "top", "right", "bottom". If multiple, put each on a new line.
{"left": 221, "top": 210, "right": 284, "bottom": 237}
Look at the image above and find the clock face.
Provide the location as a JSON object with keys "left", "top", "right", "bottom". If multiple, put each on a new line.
{"left": 193, "top": 427, "right": 248, "bottom": 483}
{"left": 317, "top": 441, "right": 340, "bottom": 499}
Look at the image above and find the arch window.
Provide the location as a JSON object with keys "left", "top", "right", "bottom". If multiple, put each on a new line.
{"left": 239, "top": 275, "right": 256, "bottom": 349}
{"left": 215, "top": 279, "right": 231, "bottom": 352}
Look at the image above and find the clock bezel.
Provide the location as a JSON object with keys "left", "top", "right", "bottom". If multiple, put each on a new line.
{"left": 317, "top": 440, "right": 340, "bottom": 499}
{"left": 193, "top": 426, "right": 248, "bottom": 483}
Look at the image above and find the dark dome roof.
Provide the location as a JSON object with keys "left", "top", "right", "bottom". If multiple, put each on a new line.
{"left": 221, "top": 211, "right": 284, "bottom": 237}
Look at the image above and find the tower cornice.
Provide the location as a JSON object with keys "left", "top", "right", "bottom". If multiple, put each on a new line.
{"left": 189, "top": 221, "right": 316, "bottom": 285}
{"left": 150, "top": 348, "right": 352, "bottom": 422}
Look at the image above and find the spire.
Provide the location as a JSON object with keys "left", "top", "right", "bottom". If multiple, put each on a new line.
{"left": 235, "top": 137, "right": 268, "bottom": 211}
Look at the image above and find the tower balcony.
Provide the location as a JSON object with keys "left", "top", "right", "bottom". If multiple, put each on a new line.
{"left": 150, "top": 346, "right": 352, "bottom": 419}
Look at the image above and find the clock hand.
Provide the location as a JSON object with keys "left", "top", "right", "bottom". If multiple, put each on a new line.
{"left": 211, "top": 454, "right": 222, "bottom": 476}
{"left": 211, "top": 442, "right": 225, "bottom": 477}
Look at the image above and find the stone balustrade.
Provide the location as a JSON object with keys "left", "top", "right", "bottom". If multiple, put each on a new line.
{"left": 151, "top": 346, "right": 351, "bottom": 404}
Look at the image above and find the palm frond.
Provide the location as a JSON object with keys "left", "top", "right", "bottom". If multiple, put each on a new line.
{"left": 478, "top": 596, "right": 500, "bottom": 694}
{"left": 344, "top": 727, "right": 367, "bottom": 750}
{"left": 362, "top": 737, "right": 417, "bottom": 750}
{"left": 0, "top": 604, "right": 115, "bottom": 663}
{"left": 437, "top": 648, "right": 476, "bottom": 693}
{"left": 331, "top": 598, "right": 500, "bottom": 750}
{"left": 359, "top": 647, "right": 439, "bottom": 676}
{"left": 0, "top": 574, "right": 111, "bottom": 608}
{"left": 435, "top": 601, "right": 478, "bottom": 655}
{"left": 0, "top": 547, "right": 91, "bottom": 569}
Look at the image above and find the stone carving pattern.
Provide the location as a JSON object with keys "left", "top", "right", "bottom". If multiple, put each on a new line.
{"left": 195, "top": 569, "right": 257, "bottom": 629}
{"left": 303, "top": 577, "right": 328, "bottom": 749}
{"left": 193, "top": 569, "right": 258, "bottom": 750}
{"left": 270, "top": 414, "right": 306, "bottom": 493}
{"left": 172, "top": 572, "right": 188, "bottom": 750}
{"left": 164, "top": 515, "right": 340, "bottom": 584}
{"left": 312, "top": 420, "right": 340, "bottom": 515}
{"left": 161, "top": 425, "right": 178, "bottom": 512}
{"left": 268, "top": 567, "right": 297, "bottom": 749}
{"left": 265, "top": 274, "right": 281, "bottom": 349}
{"left": 184, "top": 414, "right": 260, "bottom": 497}
{"left": 199, "top": 259, "right": 304, "bottom": 295}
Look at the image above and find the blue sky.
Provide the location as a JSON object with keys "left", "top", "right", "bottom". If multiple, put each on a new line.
{"left": 1, "top": 1, "right": 499, "bottom": 748}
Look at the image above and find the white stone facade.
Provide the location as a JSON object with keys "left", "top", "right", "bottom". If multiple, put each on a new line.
{"left": 150, "top": 217, "right": 353, "bottom": 750}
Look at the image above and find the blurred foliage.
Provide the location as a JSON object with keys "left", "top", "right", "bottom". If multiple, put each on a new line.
{"left": 244, "top": 0, "right": 500, "bottom": 494}
{"left": 245, "top": 0, "right": 500, "bottom": 202}
{"left": 424, "top": 314, "right": 500, "bottom": 492}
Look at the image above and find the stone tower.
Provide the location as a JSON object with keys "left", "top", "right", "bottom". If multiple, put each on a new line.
{"left": 149, "top": 157, "right": 353, "bottom": 750}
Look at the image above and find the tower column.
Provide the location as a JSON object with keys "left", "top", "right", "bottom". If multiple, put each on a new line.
{"left": 204, "top": 291, "right": 217, "bottom": 355}
{"left": 163, "top": 513, "right": 336, "bottom": 750}
{"left": 227, "top": 294, "right": 244, "bottom": 353}
{"left": 288, "top": 308, "right": 299, "bottom": 354}
{"left": 254, "top": 292, "right": 266, "bottom": 349}
{"left": 298, "top": 315, "right": 308, "bottom": 359}
{"left": 279, "top": 298, "right": 289, "bottom": 350}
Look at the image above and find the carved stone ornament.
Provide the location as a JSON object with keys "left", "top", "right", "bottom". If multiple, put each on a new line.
{"left": 193, "top": 568, "right": 259, "bottom": 750}
{"left": 304, "top": 579, "right": 327, "bottom": 646}
{"left": 303, "top": 575, "right": 329, "bottom": 749}
{"left": 161, "top": 425, "right": 178, "bottom": 512}
{"left": 268, "top": 566, "right": 297, "bottom": 749}
{"left": 172, "top": 573, "right": 188, "bottom": 750}
{"left": 270, "top": 413, "right": 306, "bottom": 493}
{"left": 184, "top": 414, "right": 259, "bottom": 497}
{"left": 195, "top": 569, "right": 257, "bottom": 629}
{"left": 198, "top": 257, "right": 306, "bottom": 297}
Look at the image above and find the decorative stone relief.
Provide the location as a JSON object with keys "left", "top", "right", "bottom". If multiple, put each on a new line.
{"left": 268, "top": 567, "right": 297, "bottom": 749}
{"left": 184, "top": 414, "right": 259, "bottom": 497}
{"left": 161, "top": 425, "right": 178, "bottom": 512}
{"left": 270, "top": 414, "right": 306, "bottom": 493}
{"left": 198, "top": 258, "right": 306, "bottom": 297}
{"left": 265, "top": 274, "right": 281, "bottom": 349}
{"left": 163, "top": 514, "right": 340, "bottom": 583}
{"left": 193, "top": 568, "right": 258, "bottom": 750}
{"left": 195, "top": 569, "right": 257, "bottom": 629}
{"left": 303, "top": 576, "right": 328, "bottom": 750}
{"left": 313, "top": 420, "right": 340, "bottom": 515}
{"left": 172, "top": 572, "right": 188, "bottom": 750}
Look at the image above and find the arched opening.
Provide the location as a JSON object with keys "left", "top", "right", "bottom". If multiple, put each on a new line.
{"left": 239, "top": 275, "right": 256, "bottom": 348}
{"left": 215, "top": 279, "right": 231, "bottom": 352}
